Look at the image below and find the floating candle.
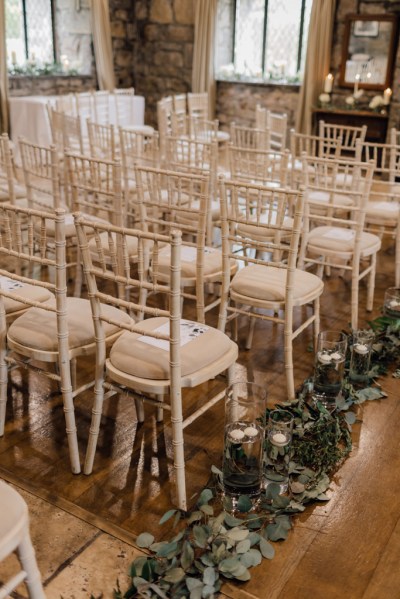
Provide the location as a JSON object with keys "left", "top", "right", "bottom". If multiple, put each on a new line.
{"left": 354, "top": 343, "right": 368, "bottom": 355}
{"left": 389, "top": 299, "right": 400, "bottom": 309}
{"left": 229, "top": 429, "right": 244, "bottom": 441}
{"left": 271, "top": 432, "right": 289, "bottom": 447}
{"left": 331, "top": 352, "right": 342, "bottom": 361}
{"left": 244, "top": 426, "right": 258, "bottom": 437}
{"left": 318, "top": 352, "right": 332, "bottom": 364}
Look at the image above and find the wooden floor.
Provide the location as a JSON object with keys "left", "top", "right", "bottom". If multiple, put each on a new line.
{"left": 0, "top": 237, "right": 399, "bottom": 598}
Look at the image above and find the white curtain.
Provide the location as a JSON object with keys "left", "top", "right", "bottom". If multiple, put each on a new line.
{"left": 90, "top": 0, "right": 116, "bottom": 91}
{"left": 0, "top": 0, "right": 9, "bottom": 133}
{"left": 295, "top": 0, "right": 337, "bottom": 134}
{"left": 192, "top": 0, "right": 217, "bottom": 118}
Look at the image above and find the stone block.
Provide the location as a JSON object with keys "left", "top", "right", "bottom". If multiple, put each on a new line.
{"left": 154, "top": 51, "right": 183, "bottom": 68}
{"left": 111, "top": 21, "right": 126, "bottom": 38}
{"left": 150, "top": 0, "right": 173, "bottom": 24}
{"left": 168, "top": 25, "right": 194, "bottom": 42}
{"left": 174, "top": 0, "right": 194, "bottom": 25}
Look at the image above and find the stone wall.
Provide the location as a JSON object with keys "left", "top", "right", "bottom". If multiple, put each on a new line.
{"left": 132, "top": 0, "right": 195, "bottom": 127}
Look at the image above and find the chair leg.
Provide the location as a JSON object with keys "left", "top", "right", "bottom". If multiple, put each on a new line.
{"left": 351, "top": 271, "right": 359, "bottom": 331}
{"left": 84, "top": 346, "right": 106, "bottom": 475}
{"left": 314, "top": 297, "right": 321, "bottom": 350}
{"left": 135, "top": 397, "right": 145, "bottom": 422}
{"left": 366, "top": 254, "right": 377, "bottom": 312}
{"left": 0, "top": 306, "right": 7, "bottom": 437}
{"left": 245, "top": 316, "right": 256, "bottom": 350}
{"left": 395, "top": 232, "right": 400, "bottom": 287}
{"left": 18, "top": 530, "right": 46, "bottom": 599}
{"left": 170, "top": 386, "right": 186, "bottom": 511}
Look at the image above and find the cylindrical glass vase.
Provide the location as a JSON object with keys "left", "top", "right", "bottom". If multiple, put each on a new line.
{"left": 222, "top": 382, "right": 267, "bottom": 505}
{"left": 313, "top": 330, "right": 348, "bottom": 408}
{"left": 264, "top": 409, "right": 294, "bottom": 494}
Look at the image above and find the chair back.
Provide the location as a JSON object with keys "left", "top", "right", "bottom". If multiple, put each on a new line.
{"left": 19, "top": 138, "right": 63, "bottom": 211}
{"left": 113, "top": 87, "right": 136, "bottom": 127}
{"left": 0, "top": 133, "right": 17, "bottom": 205}
{"left": 187, "top": 92, "right": 209, "bottom": 120}
{"left": 55, "top": 93, "right": 76, "bottom": 116}
{"left": 157, "top": 96, "right": 173, "bottom": 160}
{"left": 318, "top": 120, "right": 367, "bottom": 159}
{"left": 228, "top": 143, "right": 290, "bottom": 187}
{"left": 93, "top": 90, "right": 110, "bottom": 124}
{"left": 65, "top": 151, "right": 124, "bottom": 227}
{"left": 87, "top": 119, "right": 116, "bottom": 160}
{"left": 230, "top": 122, "right": 270, "bottom": 150}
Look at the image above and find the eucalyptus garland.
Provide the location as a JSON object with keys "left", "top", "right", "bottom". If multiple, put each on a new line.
{"left": 97, "top": 316, "right": 399, "bottom": 599}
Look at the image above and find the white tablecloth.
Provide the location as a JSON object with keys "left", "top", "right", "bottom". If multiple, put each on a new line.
{"left": 9, "top": 93, "right": 145, "bottom": 154}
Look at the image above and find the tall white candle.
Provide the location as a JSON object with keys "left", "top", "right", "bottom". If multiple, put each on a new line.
{"left": 11, "top": 51, "right": 17, "bottom": 65}
{"left": 383, "top": 88, "right": 392, "bottom": 105}
{"left": 354, "top": 73, "right": 360, "bottom": 95}
{"left": 324, "top": 73, "right": 334, "bottom": 93}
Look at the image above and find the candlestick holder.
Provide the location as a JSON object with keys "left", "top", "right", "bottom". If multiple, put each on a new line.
{"left": 264, "top": 410, "right": 294, "bottom": 495}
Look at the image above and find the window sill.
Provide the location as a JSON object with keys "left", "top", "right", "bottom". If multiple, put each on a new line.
{"left": 216, "top": 77, "right": 301, "bottom": 89}
{"left": 8, "top": 73, "right": 92, "bottom": 80}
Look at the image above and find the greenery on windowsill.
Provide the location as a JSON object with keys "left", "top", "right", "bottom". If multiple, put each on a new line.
{"left": 92, "top": 315, "right": 399, "bottom": 599}
{"left": 8, "top": 62, "right": 79, "bottom": 78}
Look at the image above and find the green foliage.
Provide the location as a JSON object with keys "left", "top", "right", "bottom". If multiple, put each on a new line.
{"left": 110, "top": 317, "right": 399, "bottom": 597}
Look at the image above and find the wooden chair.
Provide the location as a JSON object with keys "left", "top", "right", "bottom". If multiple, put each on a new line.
{"left": 118, "top": 127, "right": 160, "bottom": 226}
{"left": 187, "top": 92, "right": 209, "bottom": 121}
{"left": 113, "top": 88, "right": 153, "bottom": 134}
{"left": 87, "top": 119, "right": 117, "bottom": 161}
{"left": 363, "top": 140, "right": 400, "bottom": 286}
{"left": 157, "top": 96, "right": 173, "bottom": 162}
{"left": 0, "top": 204, "right": 133, "bottom": 472}
{"left": 73, "top": 214, "right": 238, "bottom": 510}
{"left": 171, "top": 93, "right": 188, "bottom": 136}
{"left": 218, "top": 177, "right": 323, "bottom": 400}
{"left": 135, "top": 164, "right": 230, "bottom": 323}
{"left": 164, "top": 135, "right": 219, "bottom": 244}
{"left": 54, "top": 93, "right": 76, "bottom": 116}
{"left": 0, "top": 133, "right": 26, "bottom": 206}
{"left": 93, "top": 90, "right": 110, "bottom": 124}
{"left": 229, "top": 122, "right": 270, "bottom": 150}
{"left": 288, "top": 129, "right": 344, "bottom": 188}
{"left": 299, "top": 156, "right": 378, "bottom": 329}
{"left": 318, "top": 120, "right": 367, "bottom": 160}
{"left": 255, "top": 105, "right": 288, "bottom": 151}
{"left": 228, "top": 143, "right": 290, "bottom": 188}
{"left": 0, "top": 479, "right": 45, "bottom": 598}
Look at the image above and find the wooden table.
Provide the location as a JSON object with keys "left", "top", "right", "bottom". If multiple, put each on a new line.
{"left": 313, "top": 107, "right": 389, "bottom": 144}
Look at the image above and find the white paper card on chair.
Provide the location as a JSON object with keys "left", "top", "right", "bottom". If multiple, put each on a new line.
{"left": 160, "top": 245, "right": 215, "bottom": 263}
{"left": 138, "top": 319, "right": 209, "bottom": 351}
{"left": 322, "top": 229, "right": 355, "bottom": 241}
{"left": 0, "top": 276, "right": 24, "bottom": 291}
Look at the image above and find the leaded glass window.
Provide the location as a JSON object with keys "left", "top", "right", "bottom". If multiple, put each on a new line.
{"left": 5, "top": 0, "right": 55, "bottom": 66}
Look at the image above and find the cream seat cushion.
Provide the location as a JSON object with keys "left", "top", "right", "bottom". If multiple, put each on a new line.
{"left": 0, "top": 182, "right": 26, "bottom": 201}
{"left": 230, "top": 264, "right": 323, "bottom": 305}
{"left": 158, "top": 245, "right": 223, "bottom": 278}
{"left": 366, "top": 200, "right": 399, "bottom": 224}
{"left": 109, "top": 316, "right": 234, "bottom": 379}
{"left": 8, "top": 297, "right": 132, "bottom": 352}
{"left": 306, "top": 226, "right": 381, "bottom": 255}
{"left": 0, "top": 277, "right": 53, "bottom": 315}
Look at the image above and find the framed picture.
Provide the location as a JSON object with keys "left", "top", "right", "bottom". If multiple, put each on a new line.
{"left": 353, "top": 20, "right": 379, "bottom": 37}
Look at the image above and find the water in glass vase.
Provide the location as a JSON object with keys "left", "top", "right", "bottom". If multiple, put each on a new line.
{"left": 350, "top": 342, "right": 371, "bottom": 383}
{"left": 222, "top": 421, "right": 264, "bottom": 498}
{"left": 313, "top": 349, "right": 345, "bottom": 405}
{"left": 264, "top": 429, "right": 292, "bottom": 493}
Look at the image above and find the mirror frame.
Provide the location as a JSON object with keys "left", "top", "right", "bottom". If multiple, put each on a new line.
{"left": 339, "top": 14, "right": 398, "bottom": 91}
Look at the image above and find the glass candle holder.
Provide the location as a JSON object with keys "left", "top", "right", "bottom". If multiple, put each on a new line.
{"left": 383, "top": 287, "right": 400, "bottom": 319}
{"left": 222, "top": 382, "right": 267, "bottom": 506}
{"left": 313, "top": 331, "right": 348, "bottom": 408}
{"left": 349, "top": 329, "right": 374, "bottom": 384}
{"left": 264, "top": 410, "right": 294, "bottom": 494}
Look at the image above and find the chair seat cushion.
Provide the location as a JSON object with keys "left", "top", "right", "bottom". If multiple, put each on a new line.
{"left": 158, "top": 245, "right": 222, "bottom": 278}
{"left": 125, "top": 125, "right": 154, "bottom": 135}
{"left": 0, "top": 276, "right": 53, "bottom": 315}
{"left": 306, "top": 190, "right": 353, "bottom": 208}
{"left": 8, "top": 297, "right": 132, "bottom": 352}
{"left": 366, "top": 200, "right": 399, "bottom": 223}
{"left": 230, "top": 264, "right": 323, "bottom": 304}
{"left": 108, "top": 316, "right": 234, "bottom": 379}
{"left": 306, "top": 226, "right": 381, "bottom": 255}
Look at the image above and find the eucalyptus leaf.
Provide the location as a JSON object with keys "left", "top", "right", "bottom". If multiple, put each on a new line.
{"left": 236, "top": 539, "right": 251, "bottom": 554}
{"left": 202, "top": 583, "right": 216, "bottom": 597}
{"left": 236, "top": 495, "right": 253, "bottom": 513}
{"left": 203, "top": 566, "right": 217, "bottom": 586}
{"left": 181, "top": 541, "right": 195, "bottom": 570}
{"left": 239, "top": 548, "right": 262, "bottom": 568}
{"left": 136, "top": 532, "right": 155, "bottom": 548}
{"left": 200, "top": 504, "right": 214, "bottom": 516}
{"left": 266, "top": 515, "right": 291, "bottom": 541}
{"left": 159, "top": 509, "right": 178, "bottom": 525}
{"left": 259, "top": 537, "right": 275, "bottom": 559}
{"left": 211, "top": 465, "right": 223, "bottom": 476}
{"left": 163, "top": 567, "right": 185, "bottom": 583}
{"left": 225, "top": 527, "right": 249, "bottom": 542}
{"left": 197, "top": 489, "right": 213, "bottom": 506}
{"left": 156, "top": 540, "right": 178, "bottom": 558}
{"left": 190, "top": 589, "right": 203, "bottom": 599}
{"left": 193, "top": 525, "right": 209, "bottom": 548}
{"left": 187, "top": 510, "right": 203, "bottom": 524}
{"left": 186, "top": 577, "right": 203, "bottom": 591}
{"left": 224, "top": 513, "right": 243, "bottom": 528}
{"left": 264, "top": 483, "right": 281, "bottom": 500}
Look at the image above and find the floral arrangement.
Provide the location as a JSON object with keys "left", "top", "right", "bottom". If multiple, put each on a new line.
{"left": 369, "top": 95, "right": 385, "bottom": 111}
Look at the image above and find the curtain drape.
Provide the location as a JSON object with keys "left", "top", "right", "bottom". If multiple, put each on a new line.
{"left": 192, "top": 0, "right": 217, "bottom": 118}
{"left": 0, "top": 0, "right": 9, "bottom": 133}
{"left": 295, "top": 0, "right": 336, "bottom": 134}
{"left": 90, "top": 0, "right": 116, "bottom": 91}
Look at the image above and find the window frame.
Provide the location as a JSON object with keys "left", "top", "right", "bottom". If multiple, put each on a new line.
{"left": 10, "top": 0, "right": 57, "bottom": 63}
